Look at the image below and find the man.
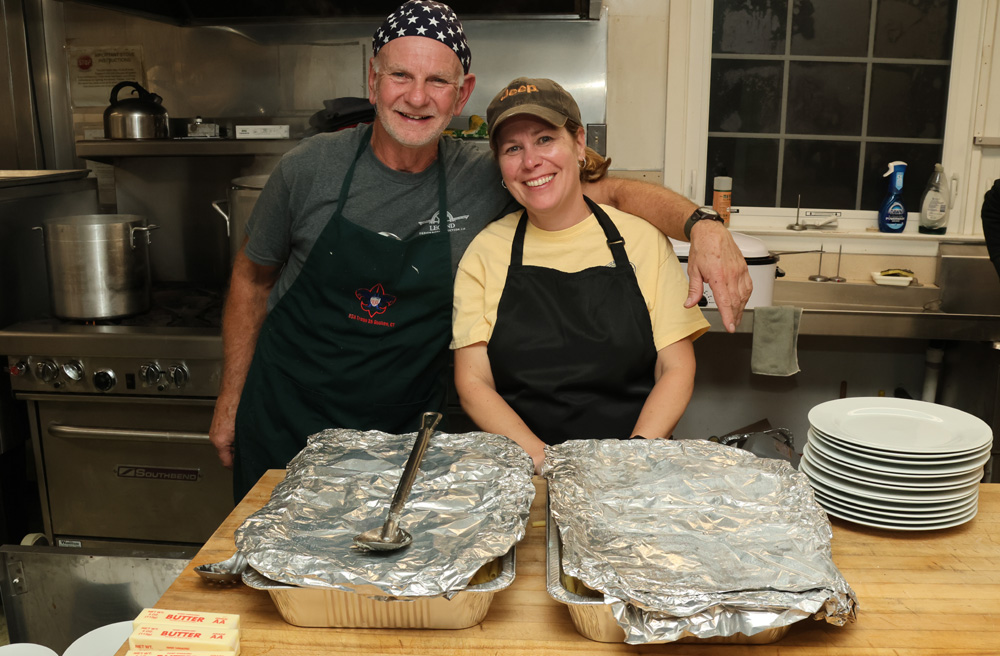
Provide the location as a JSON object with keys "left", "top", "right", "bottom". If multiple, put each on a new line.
{"left": 983, "top": 179, "right": 1000, "bottom": 280}
{"left": 210, "top": 0, "right": 752, "bottom": 500}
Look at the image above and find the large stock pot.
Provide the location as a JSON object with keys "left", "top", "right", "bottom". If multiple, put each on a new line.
{"left": 34, "top": 214, "right": 158, "bottom": 320}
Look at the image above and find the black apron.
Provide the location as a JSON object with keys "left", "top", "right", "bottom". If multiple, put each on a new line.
{"left": 233, "top": 126, "right": 453, "bottom": 500}
{"left": 488, "top": 197, "right": 658, "bottom": 445}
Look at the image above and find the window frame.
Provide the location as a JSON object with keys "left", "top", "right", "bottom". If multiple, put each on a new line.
{"left": 663, "top": 0, "right": 987, "bottom": 237}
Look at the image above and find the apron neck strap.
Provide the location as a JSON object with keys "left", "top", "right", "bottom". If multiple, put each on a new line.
{"left": 584, "top": 196, "right": 630, "bottom": 269}
{"left": 510, "top": 197, "right": 629, "bottom": 267}
{"left": 336, "top": 124, "right": 374, "bottom": 206}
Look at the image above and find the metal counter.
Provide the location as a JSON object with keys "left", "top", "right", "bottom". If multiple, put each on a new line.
{"left": 705, "top": 306, "right": 1000, "bottom": 342}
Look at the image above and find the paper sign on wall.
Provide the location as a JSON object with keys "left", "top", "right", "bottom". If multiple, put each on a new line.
{"left": 66, "top": 45, "right": 145, "bottom": 107}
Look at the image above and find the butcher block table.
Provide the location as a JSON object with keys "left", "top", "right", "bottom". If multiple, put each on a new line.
{"left": 114, "top": 471, "right": 1000, "bottom": 656}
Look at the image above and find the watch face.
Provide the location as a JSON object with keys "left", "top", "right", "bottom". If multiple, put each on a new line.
{"left": 698, "top": 207, "right": 721, "bottom": 219}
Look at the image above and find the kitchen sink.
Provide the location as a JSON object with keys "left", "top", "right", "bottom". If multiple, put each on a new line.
{"left": 772, "top": 279, "right": 941, "bottom": 312}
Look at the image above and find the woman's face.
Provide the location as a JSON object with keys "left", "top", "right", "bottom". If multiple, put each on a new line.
{"left": 496, "top": 116, "right": 586, "bottom": 220}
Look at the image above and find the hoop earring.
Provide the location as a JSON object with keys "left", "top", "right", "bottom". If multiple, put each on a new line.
{"left": 501, "top": 180, "right": 507, "bottom": 189}
{"left": 578, "top": 159, "right": 586, "bottom": 169}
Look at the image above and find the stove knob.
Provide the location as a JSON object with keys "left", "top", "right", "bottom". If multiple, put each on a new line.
{"left": 139, "top": 363, "right": 161, "bottom": 386}
{"left": 36, "top": 361, "right": 59, "bottom": 383}
{"left": 62, "top": 361, "right": 85, "bottom": 381}
{"left": 168, "top": 364, "right": 189, "bottom": 389}
{"left": 93, "top": 369, "right": 116, "bottom": 392}
{"left": 8, "top": 361, "right": 27, "bottom": 376}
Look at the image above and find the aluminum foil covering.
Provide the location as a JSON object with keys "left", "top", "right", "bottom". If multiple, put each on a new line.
{"left": 236, "top": 428, "right": 534, "bottom": 599}
{"left": 543, "top": 439, "right": 857, "bottom": 644}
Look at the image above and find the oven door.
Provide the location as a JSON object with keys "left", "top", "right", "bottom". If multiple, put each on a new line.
{"left": 26, "top": 394, "right": 233, "bottom": 545}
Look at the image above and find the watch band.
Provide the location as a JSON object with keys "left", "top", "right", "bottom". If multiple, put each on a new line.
{"left": 683, "top": 207, "right": 724, "bottom": 240}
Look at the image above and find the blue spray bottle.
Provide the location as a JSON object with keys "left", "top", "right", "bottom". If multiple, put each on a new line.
{"left": 878, "top": 161, "right": 908, "bottom": 233}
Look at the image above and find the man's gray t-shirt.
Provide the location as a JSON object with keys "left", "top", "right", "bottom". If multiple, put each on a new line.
{"left": 245, "top": 124, "right": 518, "bottom": 311}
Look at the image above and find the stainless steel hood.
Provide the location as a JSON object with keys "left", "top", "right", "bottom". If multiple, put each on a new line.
{"left": 56, "top": 0, "right": 604, "bottom": 25}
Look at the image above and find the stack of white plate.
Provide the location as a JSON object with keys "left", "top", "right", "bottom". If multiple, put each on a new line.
{"left": 801, "top": 397, "right": 992, "bottom": 531}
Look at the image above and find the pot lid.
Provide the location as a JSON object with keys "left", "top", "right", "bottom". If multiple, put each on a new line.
{"left": 670, "top": 231, "right": 772, "bottom": 259}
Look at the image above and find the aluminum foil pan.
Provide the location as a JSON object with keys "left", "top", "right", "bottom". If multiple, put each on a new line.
{"left": 546, "top": 513, "right": 789, "bottom": 644}
{"left": 241, "top": 548, "right": 515, "bottom": 628}
{"left": 542, "top": 439, "right": 857, "bottom": 644}
{"left": 236, "top": 428, "right": 534, "bottom": 599}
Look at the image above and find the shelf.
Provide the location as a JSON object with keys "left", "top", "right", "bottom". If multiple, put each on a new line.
{"left": 76, "top": 139, "right": 300, "bottom": 162}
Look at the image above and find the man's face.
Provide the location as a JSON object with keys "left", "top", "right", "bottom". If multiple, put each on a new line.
{"left": 369, "top": 37, "right": 475, "bottom": 149}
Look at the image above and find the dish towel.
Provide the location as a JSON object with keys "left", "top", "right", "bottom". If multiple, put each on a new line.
{"left": 751, "top": 306, "right": 803, "bottom": 376}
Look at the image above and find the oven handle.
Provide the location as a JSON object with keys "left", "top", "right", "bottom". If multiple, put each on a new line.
{"left": 47, "top": 423, "right": 211, "bottom": 445}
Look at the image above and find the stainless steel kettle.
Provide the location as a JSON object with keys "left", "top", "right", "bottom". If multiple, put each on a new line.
{"left": 103, "top": 81, "right": 170, "bottom": 139}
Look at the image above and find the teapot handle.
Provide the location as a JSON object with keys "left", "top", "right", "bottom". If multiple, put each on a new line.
{"left": 109, "top": 81, "right": 151, "bottom": 105}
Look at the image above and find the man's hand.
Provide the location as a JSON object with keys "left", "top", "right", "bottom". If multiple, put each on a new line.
{"left": 209, "top": 393, "right": 238, "bottom": 469}
{"left": 209, "top": 246, "right": 280, "bottom": 469}
{"left": 684, "top": 220, "right": 753, "bottom": 332}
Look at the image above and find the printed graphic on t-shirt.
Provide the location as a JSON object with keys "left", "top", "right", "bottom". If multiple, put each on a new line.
{"left": 354, "top": 283, "right": 397, "bottom": 318}
{"left": 418, "top": 210, "right": 469, "bottom": 235}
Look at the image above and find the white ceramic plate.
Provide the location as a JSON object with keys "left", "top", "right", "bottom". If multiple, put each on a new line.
{"left": 802, "top": 441, "right": 989, "bottom": 487}
{"left": 803, "top": 444, "right": 984, "bottom": 489}
{"left": 804, "top": 438, "right": 990, "bottom": 480}
{"left": 813, "top": 488, "right": 979, "bottom": 520}
{"left": 808, "top": 426, "right": 991, "bottom": 461}
{"left": 799, "top": 457, "right": 981, "bottom": 502}
{"left": 818, "top": 498, "right": 978, "bottom": 531}
{"left": 808, "top": 397, "right": 992, "bottom": 454}
{"left": 807, "top": 428, "right": 992, "bottom": 470}
{"left": 807, "top": 473, "right": 979, "bottom": 511}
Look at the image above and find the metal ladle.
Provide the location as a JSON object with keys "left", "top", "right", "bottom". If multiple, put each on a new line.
{"left": 194, "top": 551, "right": 247, "bottom": 584}
{"left": 353, "top": 411, "right": 443, "bottom": 552}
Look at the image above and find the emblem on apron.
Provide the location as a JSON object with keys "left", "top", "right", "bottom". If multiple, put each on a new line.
{"left": 355, "top": 283, "right": 397, "bottom": 318}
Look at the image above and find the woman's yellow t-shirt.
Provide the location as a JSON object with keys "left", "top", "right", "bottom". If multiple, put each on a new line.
{"left": 451, "top": 204, "right": 709, "bottom": 351}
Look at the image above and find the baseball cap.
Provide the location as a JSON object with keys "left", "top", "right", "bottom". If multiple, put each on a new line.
{"left": 372, "top": 1, "right": 471, "bottom": 74}
{"left": 486, "top": 78, "right": 582, "bottom": 149}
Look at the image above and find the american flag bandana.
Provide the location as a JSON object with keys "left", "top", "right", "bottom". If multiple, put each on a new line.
{"left": 372, "top": 0, "right": 471, "bottom": 74}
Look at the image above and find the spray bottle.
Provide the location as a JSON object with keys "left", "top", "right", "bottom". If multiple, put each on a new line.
{"left": 918, "top": 163, "right": 949, "bottom": 234}
{"left": 878, "top": 161, "right": 908, "bottom": 233}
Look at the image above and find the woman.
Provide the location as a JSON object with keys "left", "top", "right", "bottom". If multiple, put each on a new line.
{"left": 451, "top": 77, "right": 710, "bottom": 473}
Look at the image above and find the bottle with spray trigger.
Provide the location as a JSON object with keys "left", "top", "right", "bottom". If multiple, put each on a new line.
{"left": 878, "top": 161, "right": 907, "bottom": 233}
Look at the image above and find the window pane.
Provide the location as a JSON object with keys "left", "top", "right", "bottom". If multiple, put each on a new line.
{"left": 861, "top": 143, "right": 943, "bottom": 211}
{"left": 874, "top": 0, "right": 956, "bottom": 59}
{"left": 791, "top": 0, "right": 871, "bottom": 57}
{"left": 868, "top": 64, "right": 950, "bottom": 138}
{"left": 713, "top": 0, "right": 788, "bottom": 55}
{"left": 786, "top": 62, "right": 866, "bottom": 135}
{"left": 709, "top": 60, "right": 784, "bottom": 133}
{"left": 781, "top": 140, "right": 860, "bottom": 208}
{"left": 705, "top": 137, "right": 780, "bottom": 206}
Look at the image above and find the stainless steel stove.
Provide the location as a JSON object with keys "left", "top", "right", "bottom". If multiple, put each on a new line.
{"left": 0, "top": 285, "right": 233, "bottom": 549}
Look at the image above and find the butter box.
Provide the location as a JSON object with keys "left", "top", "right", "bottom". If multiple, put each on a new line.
{"left": 133, "top": 608, "right": 240, "bottom": 631}
{"left": 129, "top": 624, "right": 240, "bottom": 654}
{"left": 126, "top": 652, "right": 236, "bottom": 656}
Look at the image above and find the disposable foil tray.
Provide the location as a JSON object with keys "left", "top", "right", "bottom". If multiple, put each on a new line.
{"left": 544, "top": 499, "right": 789, "bottom": 644}
{"left": 243, "top": 547, "right": 515, "bottom": 629}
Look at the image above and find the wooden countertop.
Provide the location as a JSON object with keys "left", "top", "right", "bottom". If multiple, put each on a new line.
{"left": 115, "top": 471, "right": 1000, "bottom": 655}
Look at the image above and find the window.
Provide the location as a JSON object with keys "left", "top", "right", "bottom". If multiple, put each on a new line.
{"left": 704, "top": 0, "right": 956, "bottom": 213}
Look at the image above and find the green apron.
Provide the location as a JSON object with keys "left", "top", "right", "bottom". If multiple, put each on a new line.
{"left": 232, "top": 126, "right": 453, "bottom": 500}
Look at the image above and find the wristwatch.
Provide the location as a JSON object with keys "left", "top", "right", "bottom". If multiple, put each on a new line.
{"left": 683, "top": 206, "right": 725, "bottom": 240}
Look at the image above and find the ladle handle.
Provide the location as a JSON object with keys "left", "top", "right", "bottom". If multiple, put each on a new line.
{"left": 381, "top": 411, "right": 442, "bottom": 539}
